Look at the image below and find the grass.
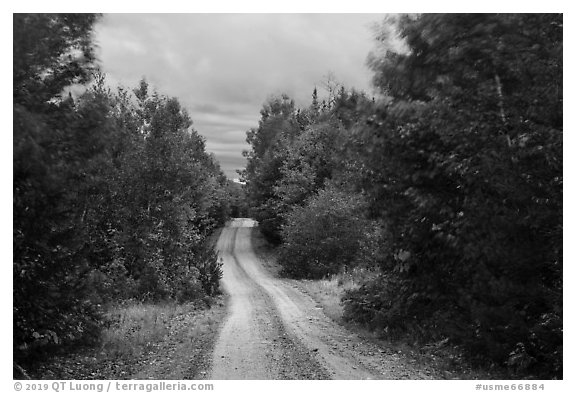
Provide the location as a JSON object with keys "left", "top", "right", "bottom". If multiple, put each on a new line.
{"left": 296, "top": 267, "right": 375, "bottom": 323}
{"left": 100, "top": 301, "right": 199, "bottom": 359}
{"left": 30, "top": 298, "right": 228, "bottom": 379}
{"left": 28, "top": 226, "right": 230, "bottom": 379}
{"left": 95, "top": 227, "right": 228, "bottom": 368}
{"left": 249, "top": 227, "right": 500, "bottom": 379}
{"left": 249, "top": 225, "right": 369, "bottom": 323}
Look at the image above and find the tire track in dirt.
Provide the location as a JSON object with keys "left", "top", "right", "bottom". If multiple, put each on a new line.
{"left": 210, "top": 220, "right": 329, "bottom": 379}
{"left": 210, "top": 218, "right": 441, "bottom": 380}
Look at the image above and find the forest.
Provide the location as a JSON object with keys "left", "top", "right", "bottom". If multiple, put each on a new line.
{"left": 242, "top": 14, "right": 562, "bottom": 378}
{"left": 14, "top": 13, "right": 562, "bottom": 379}
{"left": 13, "top": 14, "right": 245, "bottom": 371}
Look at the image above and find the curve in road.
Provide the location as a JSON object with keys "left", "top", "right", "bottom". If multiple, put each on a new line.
{"left": 210, "top": 218, "right": 438, "bottom": 380}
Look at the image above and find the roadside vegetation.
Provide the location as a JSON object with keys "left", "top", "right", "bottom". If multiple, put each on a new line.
{"left": 14, "top": 13, "right": 562, "bottom": 380}
{"left": 13, "top": 14, "right": 240, "bottom": 377}
{"left": 242, "top": 14, "right": 562, "bottom": 379}
{"left": 29, "top": 299, "right": 227, "bottom": 379}
{"left": 251, "top": 228, "right": 498, "bottom": 379}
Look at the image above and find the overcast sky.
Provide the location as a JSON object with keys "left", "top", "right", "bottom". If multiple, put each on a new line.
{"left": 94, "top": 14, "right": 386, "bottom": 179}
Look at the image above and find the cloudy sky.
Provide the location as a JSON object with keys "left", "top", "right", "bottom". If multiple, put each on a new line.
{"left": 94, "top": 14, "right": 386, "bottom": 179}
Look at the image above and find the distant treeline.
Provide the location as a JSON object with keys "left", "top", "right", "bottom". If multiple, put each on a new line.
{"left": 242, "top": 14, "right": 562, "bottom": 378}
{"left": 13, "top": 14, "right": 246, "bottom": 366}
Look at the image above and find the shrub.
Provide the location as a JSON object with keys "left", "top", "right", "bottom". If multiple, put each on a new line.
{"left": 195, "top": 244, "right": 223, "bottom": 298}
{"left": 278, "top": 185, "right": 374, "bottom": 279}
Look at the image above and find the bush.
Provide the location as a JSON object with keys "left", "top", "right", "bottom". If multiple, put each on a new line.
{"left": 341, "top": 14, "right": 562, "bottom": 378}
{"left": 278, "top": 186, "right": 374, "bottom": 279}
{"left": 195, "top": 244, "right": 223, "bottom": 298}
{"left": 258, "top": 215, "right": 284, "bottom": 245}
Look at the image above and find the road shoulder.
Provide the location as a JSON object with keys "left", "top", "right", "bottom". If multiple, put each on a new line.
{"left": 249, "top": 226, "right": 499, "bottom": 380}
{"left": 30, "top": 298, "right": 228, "bottom": 380}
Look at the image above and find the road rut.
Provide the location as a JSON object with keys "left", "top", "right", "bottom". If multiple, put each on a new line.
{"left": 210, "top": 218, "right": 440, "bottom": 380}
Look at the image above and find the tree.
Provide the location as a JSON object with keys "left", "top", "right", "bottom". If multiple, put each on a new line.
{"left": 14, "top": 14, "right": 100, "bottom": 111}
{"left": 14, "top": 17, "right": 231, "bottom": 366}
{"left": 274, "top": 120, "right": 342, "bottom": 208}
{"left": 344, "top": 13, "right": 562, "bottom": 377}
{"left": 279, "top": 185, "right": 374, "bottom": 279}
{"left": 106, "top": 79, "right": 227, "bottom": 302}
{"left": 243, "top": 95, "right": 300, "bottom": 243}
{"left": 14, "top": 13, "right": 106, "bottom": 360}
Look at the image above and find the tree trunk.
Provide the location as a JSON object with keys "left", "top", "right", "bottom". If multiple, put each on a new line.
{"left": 494, "top": 74, "right": 511, "bottom": 147}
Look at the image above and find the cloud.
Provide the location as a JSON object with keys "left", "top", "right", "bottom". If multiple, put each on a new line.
{"left": 94, "top": 13, "right": 385, "bottom": 178}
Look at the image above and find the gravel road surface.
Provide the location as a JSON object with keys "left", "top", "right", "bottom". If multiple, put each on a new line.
{"left": 210, "top": 218, "right": 441, "bottom": 380}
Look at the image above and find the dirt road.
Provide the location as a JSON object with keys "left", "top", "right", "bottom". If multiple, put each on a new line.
{"left": 210, "top": 218, "right": 441, "bottom": 380}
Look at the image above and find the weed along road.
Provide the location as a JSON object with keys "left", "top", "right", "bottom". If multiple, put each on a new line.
{"left": 210, "top": 218, "right": 439, "bottom": 380}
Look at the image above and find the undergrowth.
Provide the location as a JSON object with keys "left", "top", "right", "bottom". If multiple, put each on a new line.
{"left": 101, "top": 301, "right": 200, "bottom": 359}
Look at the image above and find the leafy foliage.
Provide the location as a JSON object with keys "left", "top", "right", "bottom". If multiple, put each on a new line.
{"left": 226, "top": 181, "right": 249, "bottom": 218}
{"left": 14, "top": 13, "right": 100, "bottom": 111}
{"left": 279, "top": 186, "right": 375, "bottom": 279}
{"left": 343, "top": 14, "right": 562, "bottom": 378}
{"left": 243, "top": 14, "right": 562, "bottom": 378}
{"left": 242, "top": 88, "right": 371, "bottom": 244}
{"left": 241, "top": 95, "right": 300, "bottom": 243}
{"left": 14, "top": 13, "right": 107, "bottom": 358}
{"left": 14, "top": 14, "right": 231, "bottom": 367}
